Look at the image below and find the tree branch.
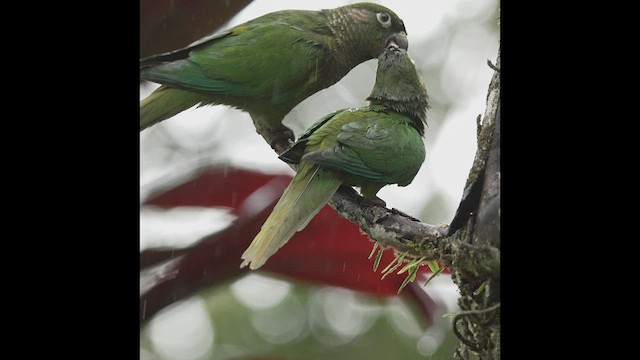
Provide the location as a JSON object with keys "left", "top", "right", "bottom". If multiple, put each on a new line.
{"left": 327, "top": 186, "right": 453, "bottom": 264}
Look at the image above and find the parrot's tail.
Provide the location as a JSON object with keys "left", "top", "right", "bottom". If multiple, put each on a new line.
{"left": 241, "top": 164, "right": 343, "bottom": 270}
{"left": 140, "top": 86, "right": 207, "bottom": 130}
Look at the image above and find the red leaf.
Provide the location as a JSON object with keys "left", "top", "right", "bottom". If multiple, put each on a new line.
{"left": 143, "top": 167, "right": 291, "bottom": 214}
{"left": 140, "top": 0, "right": 254, "bottom": 58}
{"left": 141, "top": 166, "right": 445, "bottom": 323}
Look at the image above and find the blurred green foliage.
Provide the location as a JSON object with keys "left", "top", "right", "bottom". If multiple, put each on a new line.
{"left": 141, "top": 274, "right": 459, "bottom": 360}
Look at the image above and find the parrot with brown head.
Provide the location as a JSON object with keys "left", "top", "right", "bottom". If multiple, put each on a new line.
{"left": 140, "top": 3, "right": 409, "bottom": 153}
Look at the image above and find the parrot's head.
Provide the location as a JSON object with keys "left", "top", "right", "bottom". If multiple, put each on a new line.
{"left": 367, "top": 44, "right": 430, "bottom": 136}
{"left": 330, "top": 3, "right": 409, "bottom": 58}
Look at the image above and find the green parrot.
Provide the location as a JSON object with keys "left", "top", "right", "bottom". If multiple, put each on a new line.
{"left": 240, "top": 43, "right": 429, "bottom": 270}
{"left": 140, "top": 2, "right": 409, "bottom": 153}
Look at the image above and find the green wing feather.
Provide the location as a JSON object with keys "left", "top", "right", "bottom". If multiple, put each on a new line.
{"left": 141, "top": 10, "right": 333, "bottom": 104}
{"left": 279, "top": 108, "right": 346, "bottom": 164}
{"left": 301, "top": 107, "right": 425, "bottom": 186}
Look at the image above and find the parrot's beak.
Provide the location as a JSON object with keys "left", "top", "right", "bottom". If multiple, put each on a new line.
{"left": 386, "top": 31, "right": 408, "bottom": 51}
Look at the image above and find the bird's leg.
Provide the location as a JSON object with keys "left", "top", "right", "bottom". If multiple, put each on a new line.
{"left": 267, "top": 128, "right": 295, "bottom": 154}
{"left": 359, "top": 183, "right": 387, "bottom": 208}
{"left": 250, "top": 114, "right": 295, "bottom": 155}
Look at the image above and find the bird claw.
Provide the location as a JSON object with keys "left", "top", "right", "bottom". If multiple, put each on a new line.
{"left": 268, "top": 128, "right": 295, "bottom": 154}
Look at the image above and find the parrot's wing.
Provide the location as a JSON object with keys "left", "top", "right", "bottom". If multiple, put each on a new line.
{"left": 140, "top": 29, "right": 234, "bottom": 68}
{"left": 301, "top": 109, "right": 425, "bottom": 185}
{"left": 279, "top": 109, "right": 347, "bottom": 164}
{"left": 140, "top": 13, "right": 332, "bottom": 103}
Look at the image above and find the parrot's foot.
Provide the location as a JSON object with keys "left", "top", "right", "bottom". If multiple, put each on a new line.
{"left": 250, "top": 113, "right": 294, "bottom": 154}
{"left": 267, "top": 128, "right": 295, "bottom": 154}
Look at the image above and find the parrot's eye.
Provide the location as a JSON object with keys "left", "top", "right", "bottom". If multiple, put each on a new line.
{"left": 376, "top": 12, "right": 392, "bottom": 28}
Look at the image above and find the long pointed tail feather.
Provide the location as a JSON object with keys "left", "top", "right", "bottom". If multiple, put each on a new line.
{"left": 241, "top": 165, "right": 343, "bottom": 269}
{"left": 140, "top": 86, "right": 207, "bottom": 130}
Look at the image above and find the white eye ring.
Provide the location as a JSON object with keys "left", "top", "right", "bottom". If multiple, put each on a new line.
{"left": 376, "top": 12, "right": 392, "bottom": 28}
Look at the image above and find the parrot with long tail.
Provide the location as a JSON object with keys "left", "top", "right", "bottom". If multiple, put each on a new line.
{"left": 241, "top": 43, "right": 429, "bottom": 269}
{"left": 140, "top": 2, "right": 409, "bottom": 153}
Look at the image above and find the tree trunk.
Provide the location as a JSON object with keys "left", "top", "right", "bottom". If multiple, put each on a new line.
{"left": 446, "top": 49, "right": 500, "bottom": 359}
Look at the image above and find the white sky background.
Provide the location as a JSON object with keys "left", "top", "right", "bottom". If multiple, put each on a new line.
{"left": 140, "top": 0, "right": 499, "bottom": 251}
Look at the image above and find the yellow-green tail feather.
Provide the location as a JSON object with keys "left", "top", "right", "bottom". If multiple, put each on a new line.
{"left": 140, "top": 86, "right": 209, "bottom": 130}
{"left": 241, "top": 164, "right": 343, "bottom": 269}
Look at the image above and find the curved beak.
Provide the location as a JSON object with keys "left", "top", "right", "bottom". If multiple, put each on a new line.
{"left": 386, "top": 31, "right": 408, "bottom": 51}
